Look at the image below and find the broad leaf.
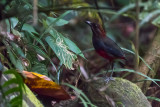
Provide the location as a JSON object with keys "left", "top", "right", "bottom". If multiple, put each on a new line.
{"left": 50, "top": 29, "right": 85, "bottom": 58}
{"left": 45, "top": 35, "right": 77, "bottom": 70}
{"left": 63, "top": 37, "right": 85, "bottom": 59}
{"left": 10, "top": 17, "right": 19, "bottom": 28}
{"left": 10, "top": 42, "right": 25, "bottom": 58}
{"left": 22, "top": 24, "right": 38, "bottom": 34}
{"left": 39, "top": 11, "right": 72, "bottom": 39}
{"left": 11, "top": 29, "right": 21, "bottom": 37}
{"left": 6, "top": 45, "right": 24, "bottom": 71}
{"left": 46, "top": 17, "right": 69, "bottom": 26}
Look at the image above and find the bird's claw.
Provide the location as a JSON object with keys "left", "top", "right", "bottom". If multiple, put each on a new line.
{"left": 104, "top": 77, "right": 115, "bottom": 84}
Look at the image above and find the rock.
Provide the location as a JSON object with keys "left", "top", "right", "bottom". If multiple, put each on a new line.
{"left": 84, "top": 77, "right": 151, "bottom": 107}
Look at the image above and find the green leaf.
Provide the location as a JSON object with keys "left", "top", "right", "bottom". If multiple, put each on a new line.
{"left": 10, "top": 42, "right": 25, "bottom": 58}
{"left": 63, "top": 83, "right": 96, "bottom": 107}
{"left": 11, "top": 29, "right": 21, "bottom": 37}
{"left": 46, "top": 17, "right": 69, "bottom": 26}
{"left": 45, "top": 35, "right": 77, "bottom": 70}
{"left": 15, "top": 59, "right": 24, "bottom": 71}
{"left": 2, "top": 78, "right": 18, "bottom": 88}
{"left": 31, "top": 63, "right": 48, "bottom": 76}
{"left": 11, "top": 98, "right": 22, "bottom": 107}
{"left": 48, "top": 10, "right": 71, "bottom": 26}
{"left": 109, "top": 68, "right": 160, "bottom": 87}
{"left": 110, "top": 3, "right": 135, "bottom": 21}
{"left": 110, "top": 2, "right": 145, "bottom": 21}
{"left": 26, "top": 48, "right": 39, "bottom": 65}
{"left": 116, "top": 102, "right": 125, "bottom": 107}
{"left": 2, "top": 69, "right": 24, "bottom": 107}
{"left": 6, "top": 46, "right": 24, "bottom": 71}
{"left": 3, "top": 69, "right": 24, "bottom": 83}
{"left": 10, "top": 17, "right": 19, "bottom": 28}
{"left": 121, "top": 47, "right": 153, "bottom": 72}
{"left": 49, "top": 29, "right": 85, "bottom": 59}
{"left": 63, "top": 37, "right": 85, "bottom": 59}
{"left": 150, "top": 79, "right": 160, "bottom": 81}
{"left": 27, "top": 43, "right": 57, "bottom": 72}
{"left": 4, "top": 87, "right": 20, "bottom": 96}
{"left": 28, "top": 32, "right": 47, "bottom": 52}
{"left": 22, "top": 24, "right": 38, "bottom": 34}
{"left": 147, "top": 96, "right": 160, "bottom": 102}
{"left": 3, "top": 69, "right": 17, "bottom": 74}
{"left": 10, "top": 95, "right": 22, "bottom": 105}
{"left": 139, "top": 12, "right": 148, "bottom": 20}
{"left": 152, "top": 15, "right": 160, "bottom": 27}
{"left": 7, "top": 47, "right": 16, "bottom": 65}
{"left": 79, "top": 96, "right": 88, "bottom": 107}
{"left": 0, "top": 60, "right": 3, "bottom": 71}
{"left": 3, "top": 69, "right": 23, "bottom": 82}
{"left": 140, "top": 9, "right": 160, "bottom": 26}
{"left": 39, "top": 10, "right": 72, "bottom": 40}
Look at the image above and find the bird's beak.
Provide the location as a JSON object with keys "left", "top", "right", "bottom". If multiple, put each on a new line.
{"left": 85, "top": 21, "right": 92, "bottom": 26}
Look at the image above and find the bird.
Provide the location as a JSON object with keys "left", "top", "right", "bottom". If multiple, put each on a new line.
{"left": 85, "top": 21, "right": 126, "bottom": 83}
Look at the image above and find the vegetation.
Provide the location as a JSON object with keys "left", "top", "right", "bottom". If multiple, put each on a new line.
{"left": 0, "top": 0, "right": 160, "bottom": 107}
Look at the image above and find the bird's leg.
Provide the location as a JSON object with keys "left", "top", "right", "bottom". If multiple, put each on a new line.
{"left": 104, "top": 62, "right": 115, "bottom": 83}
{"left": 103, "top": 61, "right": 110, "bottom": 80}
{"left": 109, "top": 62, "right": 115, "bottom": 80}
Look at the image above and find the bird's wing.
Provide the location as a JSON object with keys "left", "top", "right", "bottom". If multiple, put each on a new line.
{"left": 101, "top": 37, "right": 125, "bottom": 58}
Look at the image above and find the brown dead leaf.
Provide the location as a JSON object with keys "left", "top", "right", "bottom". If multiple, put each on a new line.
{"left": 23, "top": 71, "right": 70, "bottom": 100}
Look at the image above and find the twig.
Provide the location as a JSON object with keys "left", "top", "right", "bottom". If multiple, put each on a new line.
{"left": 135, "top": 0, "right": 140, "bottom": 71}
{"left": 33, "top": 0, "right": 38, "bottom": 25}
{"left": 94, "top": 0, "right": 106, "bottom": 31}
{"left": 38, "top": 6, "right": 118, "bottom": 12}
{"left": 110, "top": 0, "right": 115, "bottom": 7}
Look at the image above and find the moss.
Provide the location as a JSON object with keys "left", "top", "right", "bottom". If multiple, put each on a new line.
{"left": 85, "top": 77, "right": 151, "bottom": 107}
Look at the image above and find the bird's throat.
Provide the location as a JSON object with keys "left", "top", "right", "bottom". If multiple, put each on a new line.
{"left": 91, "top": 27, "right": 106, "bottom": 38}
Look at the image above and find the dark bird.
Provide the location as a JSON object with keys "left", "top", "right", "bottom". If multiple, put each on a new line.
{"left": 85, "top": 21, "right": 126, "bottom": 83}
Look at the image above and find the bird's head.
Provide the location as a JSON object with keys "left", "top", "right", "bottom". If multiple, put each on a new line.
{"left": 85, "top": 21, "right": 106, "bottom": 37}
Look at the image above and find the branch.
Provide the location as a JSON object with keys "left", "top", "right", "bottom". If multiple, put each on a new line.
{"left": 94, "top": 0, "right": 106, "bottom": 31}
{"left": 38, "top": 6, "right": 118, "bottom": 12}
{"left": 134, "top": 0, "right": 140, "bottom": 71}
{"left": 134, "top": 30, "right": 160, "bottom": 93}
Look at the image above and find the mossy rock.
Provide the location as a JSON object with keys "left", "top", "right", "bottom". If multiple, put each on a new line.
{"left": 85, "top": 77, "right": 151, "bottom": 107}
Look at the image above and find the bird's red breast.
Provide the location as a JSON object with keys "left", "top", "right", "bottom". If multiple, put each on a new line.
{"left": 96, "top": 50, "right": 115, "bottom": 61}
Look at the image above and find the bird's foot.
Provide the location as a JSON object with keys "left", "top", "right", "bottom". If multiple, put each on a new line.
{"left": 104, "top": 77, "right": 115, "bottom": 83}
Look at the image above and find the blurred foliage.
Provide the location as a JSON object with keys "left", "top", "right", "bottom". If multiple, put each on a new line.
{"left": 1, "top": 69, "right": 24, "bottom": 107}
{"left": 0, "top": 0, "right": 160, "bottom": 106}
